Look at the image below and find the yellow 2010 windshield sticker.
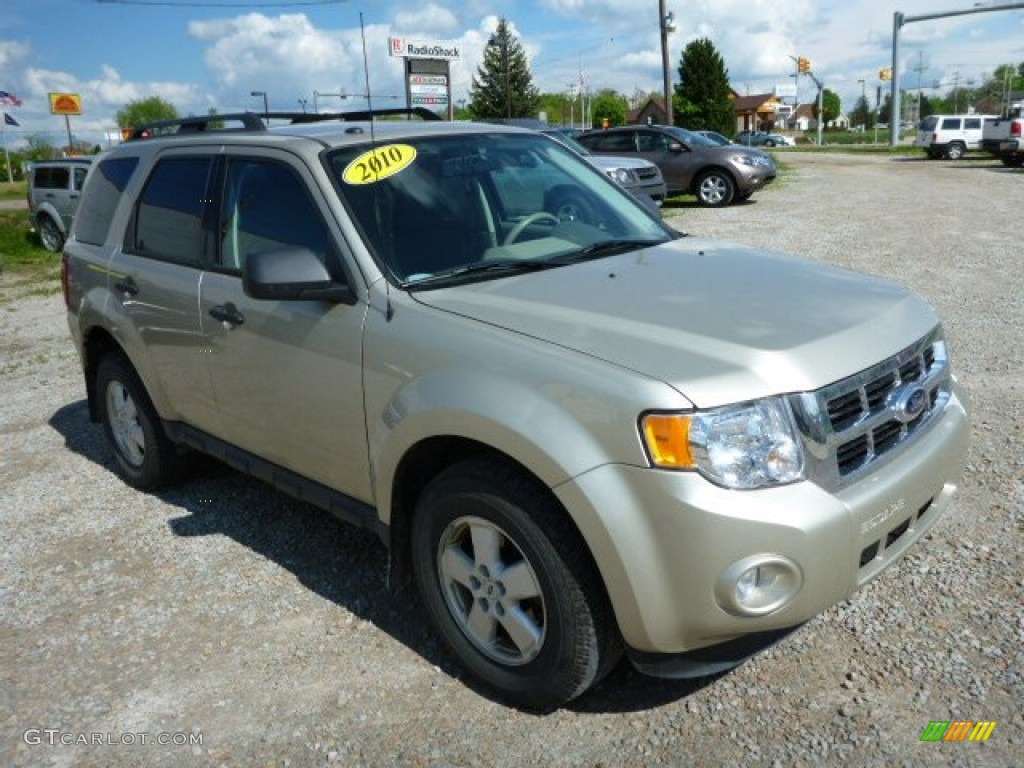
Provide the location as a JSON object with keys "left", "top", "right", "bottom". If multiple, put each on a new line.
{"left": 342, "top": 144, "right": 417, "bottom": 185}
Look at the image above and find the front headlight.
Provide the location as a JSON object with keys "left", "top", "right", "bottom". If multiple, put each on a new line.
{"left": 641, "top": 399, "right": 804, "bottom": 489}
{"left": 735, "top": 154, "right": 771, "bottom": 168}
{"left": 605, "top": 167, "right": 636, "bottom": 185}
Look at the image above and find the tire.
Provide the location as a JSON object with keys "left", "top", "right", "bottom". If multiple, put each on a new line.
{"left": 695, "top": 170, "right": 736, "bottom": 207}
{"left": 1001, "top": 155, "right": 1024, "bottom": 168}
{"left": 763, "top": 139, "right": 776, "bottom": 147}
{"left": 37, "top": 215, "right": 64, "bottom": 253}
{"left": 96, "top": 353, "right": 187, "bottom": 490}
{"left": 411, "top": 458, "right": 621, "bottom": 710}
{"left": 945, "top": 142, "right": 965, "bottom": 160}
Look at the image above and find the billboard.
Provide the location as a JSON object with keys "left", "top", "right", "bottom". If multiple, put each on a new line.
{"left": 49, "top": 92, "right": 83, "bottom": 115}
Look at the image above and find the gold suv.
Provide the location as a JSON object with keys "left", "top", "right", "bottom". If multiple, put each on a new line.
{"left": 63, "top": 110, "right": 969, "bottom": 709}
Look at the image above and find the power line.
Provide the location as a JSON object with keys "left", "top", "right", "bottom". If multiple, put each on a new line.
{"left": 97, "top": 0, "right": 345, "bottom": 7}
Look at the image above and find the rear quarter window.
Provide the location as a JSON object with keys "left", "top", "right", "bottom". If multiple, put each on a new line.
{"left": 75, "top": 156, "right": 140, "bottom": 246}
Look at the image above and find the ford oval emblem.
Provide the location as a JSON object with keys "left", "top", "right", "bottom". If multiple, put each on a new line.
{"left": 893, "top": 385, "right": 928, "bottom": 423}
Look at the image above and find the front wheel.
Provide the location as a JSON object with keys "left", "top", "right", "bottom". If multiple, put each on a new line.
{"left": 96, "top": 353, "right": 187, "bottom": 490}
{"left": 411, "top": 459, "right": 620, "bottom": 709}
{"left": 696, "top": 170, "right": 736, "bottom": 207}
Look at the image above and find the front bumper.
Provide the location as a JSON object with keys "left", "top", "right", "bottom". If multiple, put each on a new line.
{"left": 553, "top": 382, "right": 969, "bottom": 665}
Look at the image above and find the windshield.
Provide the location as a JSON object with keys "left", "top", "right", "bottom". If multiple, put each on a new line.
{"left": 327, "top": 132, "right": 671, "bottom": 287}
{"left": 664, "top": 126, "right": 719, "bottom": 148}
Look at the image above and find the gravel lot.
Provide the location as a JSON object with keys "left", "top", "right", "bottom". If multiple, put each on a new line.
{"left": 2, "top": 151, "right": 1021, "bottom": 767}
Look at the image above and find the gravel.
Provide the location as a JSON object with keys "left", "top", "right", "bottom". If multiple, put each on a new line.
{"left": 2, "top": 150, "right": 1021, "bottom": 767}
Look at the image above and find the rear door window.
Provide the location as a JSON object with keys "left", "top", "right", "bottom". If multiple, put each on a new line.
{"left": 940, "top": 118, "right": 961, "bottom": 131}
{"left": 129, "top": 156, "right": 214, "bottom": 266}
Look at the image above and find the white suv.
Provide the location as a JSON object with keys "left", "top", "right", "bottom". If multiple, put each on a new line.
{"left": 915, "top": 114, "right": 997, "bottom": 160}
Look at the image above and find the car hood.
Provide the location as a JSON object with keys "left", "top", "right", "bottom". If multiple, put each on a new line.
{"left": 410, "top": 237, "right": 938, "bottom": 408}
{"left": 587, "top": 155, "right": 659, "bottom": 172}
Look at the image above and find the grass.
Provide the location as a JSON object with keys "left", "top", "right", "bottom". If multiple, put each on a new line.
{"left": 0, "top": 180, "right": 27, "bottom": 201}
{"left": 0, "top": 209, "right": 62, "bottom": 297}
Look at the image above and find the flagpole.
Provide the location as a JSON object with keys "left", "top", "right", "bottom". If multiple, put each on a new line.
{"left": 2, "top": 116, "right": 12, "bottom": 184}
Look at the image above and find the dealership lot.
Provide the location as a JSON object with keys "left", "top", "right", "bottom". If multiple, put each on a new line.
{"left": 1, "top": 151, "right": 1020, "bottom": 767}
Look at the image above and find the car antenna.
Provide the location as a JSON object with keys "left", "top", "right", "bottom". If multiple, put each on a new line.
{"left": 359, "top": 11, "right": 393, "bottom": 322}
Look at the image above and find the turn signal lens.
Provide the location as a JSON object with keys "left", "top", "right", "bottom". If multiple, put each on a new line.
{"left": 641, "top": 414, "right": 694, "bottom": 469}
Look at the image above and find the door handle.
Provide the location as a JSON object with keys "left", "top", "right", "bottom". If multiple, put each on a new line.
{"left": 209, "top": 302, "right": 245, "bottom": 328}
{"left": 114, "top": 276, "right": 139, "bottom": 297}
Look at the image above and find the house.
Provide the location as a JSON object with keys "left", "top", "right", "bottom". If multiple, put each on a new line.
{"left": 627, "top": 96, "right": 670, "bottom": 126}
{"left": 730, "top": 92, "right": 786, "bottom": 132}
{"left": 787, "top": 103, "right": 851, "bottom": 132}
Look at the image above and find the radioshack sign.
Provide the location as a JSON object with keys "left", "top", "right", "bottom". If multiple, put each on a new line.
{"left": 389, "top": 37, "right": 461, "bottom": 61}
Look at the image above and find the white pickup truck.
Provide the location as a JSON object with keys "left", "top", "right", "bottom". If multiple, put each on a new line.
{"left": 980, "top": 105, "right": 1023, "bottom": 167}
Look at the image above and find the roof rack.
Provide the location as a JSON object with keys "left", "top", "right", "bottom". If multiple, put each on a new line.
{"left": 125, "top": 106, "right": 443, "bottom": 141}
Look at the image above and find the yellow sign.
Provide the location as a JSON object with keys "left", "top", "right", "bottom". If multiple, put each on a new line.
{"left": 49, "top": 92, "right": 83, "bottom": 116}
{"left": 342, "top": 144, "right": 417, "bottom": 185}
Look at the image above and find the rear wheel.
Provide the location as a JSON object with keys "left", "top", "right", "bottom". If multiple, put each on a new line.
{"left": 945, "top": 142, "right": 966, "bottom": 160}
{"left": 1001, "top": 155, "right": 1024, "bottom": 167}
{"left": 37, "top": 215, "right": 64, "bottom": 252}
{"left": 96, "top": 353, "right": 187, "bottom": 490}
{"left": 411, "top": 459, "right": 621, "bottom": 709}
{"left": 695, "top": 170, "right": 736, "bottom": 207}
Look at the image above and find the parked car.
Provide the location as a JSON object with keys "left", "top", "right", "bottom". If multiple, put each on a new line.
{"left": 477, "top": 118, "right": 666, "bottom": 205}
{"left": 577, "top": 124, "right": 776, "bottom": 206}
{"left": 63, "top": 109, "right": 968, "bottom": 710}
{"left": 915, "top": 114, "right": 998, "bottom": 160}
{"left": 734, "top": 130, "right": 796, "bottom": 148}
{"left": 693, "top": 130, "right": 733, "bottom": 146}
{"left": 27, "top": 157, "right": 93, "bottom": 252}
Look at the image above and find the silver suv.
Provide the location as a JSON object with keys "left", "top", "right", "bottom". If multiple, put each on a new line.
{"left": 27, "top": 157, "right": 93, "bottom": 251}
{"left": 63, "top": 110, "right": 969, "bottom": 710}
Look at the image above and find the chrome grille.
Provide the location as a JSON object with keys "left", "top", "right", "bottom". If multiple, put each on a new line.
{"left": 790, "top": 329, "right": 952, "bottom": 490}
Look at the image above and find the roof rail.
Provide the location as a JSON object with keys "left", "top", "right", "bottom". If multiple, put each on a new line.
{"left": 125, "top": 107, "right": 443, "bottom": 140}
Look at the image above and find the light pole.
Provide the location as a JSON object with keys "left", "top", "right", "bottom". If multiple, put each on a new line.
{"left": 250, "top": 90, "right": 269, "bottom": 118}
{"left": 857, "top": 78, "right": 866, "bottom": 131}
{"left": 659, "top": 1, "right": 675, "bottom": 125}
{"left": 297, "top": 98, "right": 308, "bottom": 113}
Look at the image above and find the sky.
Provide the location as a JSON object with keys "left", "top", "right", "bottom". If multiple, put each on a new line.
{"left": 1, "top": 0, "right": 1023, "bottom": 148}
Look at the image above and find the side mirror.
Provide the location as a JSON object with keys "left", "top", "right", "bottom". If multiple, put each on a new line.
{"left": 668, "top": 141, "right": 685, "bottom": 153}
{"left": 243, "top": 247, "right": 355, "bottom": 303}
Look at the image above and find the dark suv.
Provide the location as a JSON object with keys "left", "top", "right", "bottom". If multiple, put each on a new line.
{"left": 577, "top": 125, "right": 775, "bottom": 206}
{"left": 27, "top": 157, "right": 93, "bottom": 251}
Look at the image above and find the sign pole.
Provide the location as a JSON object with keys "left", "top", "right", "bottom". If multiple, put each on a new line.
{"left": 65, "top": 115, "right": 73, "bottom": 156}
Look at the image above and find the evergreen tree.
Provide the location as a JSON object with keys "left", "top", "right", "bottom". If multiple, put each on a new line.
{"left": 674, "top": 38, "right": 734, "bottom": 133}
{"left": 469, "top": 18, "right": 540, "bottom": 119}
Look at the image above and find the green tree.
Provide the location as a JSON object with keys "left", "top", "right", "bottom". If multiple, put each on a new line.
{"left": 812, "top": 88, "right": 841, "bottom": 126}
{"left": 469, "top": 18, "right": 540, "bottom": 119}
{"left": 24, "top": 133, "right": 59, "bottom": 162}
{"left": 116, "top": 96, "right": 179, "bottom": 129}
{"left": 590, "top": 89, "right": 627, "bottom": 128}
{"left": 673, "top": 37, "right": 734, "bottom": 132}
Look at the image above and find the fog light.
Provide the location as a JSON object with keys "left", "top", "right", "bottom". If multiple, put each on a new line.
{"left": 715, "top": 555, "right": 802, "bottom": 616}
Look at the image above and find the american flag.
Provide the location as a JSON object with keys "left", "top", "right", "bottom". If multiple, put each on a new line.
{"left": 0, "top": 90, "right": 23, "bottom": 107}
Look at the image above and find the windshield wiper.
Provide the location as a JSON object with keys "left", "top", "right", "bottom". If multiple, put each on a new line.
{"left": 549, "top": 238, "right": 663, "bottom": 264}
{"left": 404, "top": 259, "right": 557, "bottom": 289}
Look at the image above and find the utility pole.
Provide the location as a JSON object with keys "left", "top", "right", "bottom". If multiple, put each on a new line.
{"left": 659, "top": 0, "right": 675, "bottom": 125}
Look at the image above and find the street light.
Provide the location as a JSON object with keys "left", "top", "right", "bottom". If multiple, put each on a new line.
{"left": 250, "top": 90, "right": 269, "bottom": 118}
{"left": 297, "top": 98, "right": 308, "bottom": 113}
